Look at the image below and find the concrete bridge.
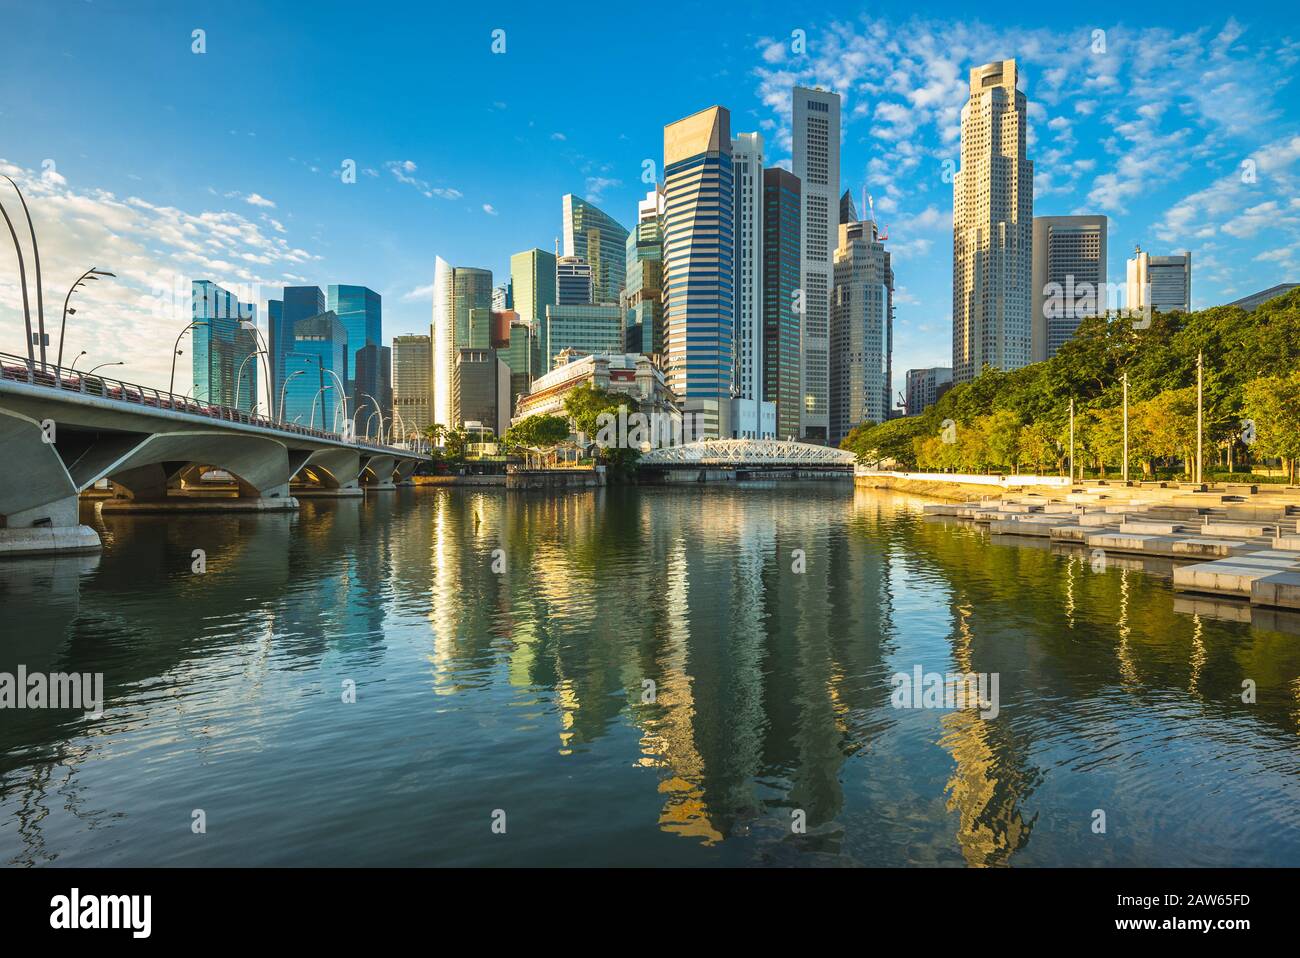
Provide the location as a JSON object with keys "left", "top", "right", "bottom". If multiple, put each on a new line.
{"left": 0, "top": 354, "right": 428, "bottom": 556}
{"left": 637, "top": 438, "right": 856, "bottom": 482}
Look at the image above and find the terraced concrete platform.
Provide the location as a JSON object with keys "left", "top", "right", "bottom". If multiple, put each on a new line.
{"left": 925, "top": 482, "right": 1300, "bottom": 610}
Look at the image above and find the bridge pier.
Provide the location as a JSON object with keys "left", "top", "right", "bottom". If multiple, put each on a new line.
{"left": 97, "top": 433, "right": 298, "bottom": 514}
{"left": 0, "top": 409, "right": 101, "bottom": 556}
{"left": 361, "top": 454, "right": 397, "bottom": 490}
{"left": 292, "top": 448, "right": 365, "bottom": 497}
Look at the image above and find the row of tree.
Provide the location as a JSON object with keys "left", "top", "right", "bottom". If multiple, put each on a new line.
{"left": 842, "top": 288, "right": 1300, "bottom": 481}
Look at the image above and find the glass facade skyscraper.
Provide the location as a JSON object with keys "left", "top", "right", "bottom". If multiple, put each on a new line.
{"left": 763, "top": 168, "right": 802, "bottom": 441}
{"left": 663, "top": 105, "right": 735, "bottom": 439}
{"left": 431, "top": 260, "right": 492, "bottom": 427}
{"left": 191, "top": 280, "right": 259, "bottom": 411}
{"left": 326, "top": 284, "right": 383, "bottom": 426}
{"left": 272, "top": 285, "right": 326, "bottom": 410}
{"left": 509, "top": 248, "right": 556, "bottom": 325}
{"left": 539, "top": 304, "right": 624, "bottom": 373}
{"left": 562, "top": 194, "right": 629, "bottom": 305}
{"left": 281, "top": 311, "right": 348, "bottom": 432}
{"left": 624, "top": 187, "right": 665, "bottom": 359}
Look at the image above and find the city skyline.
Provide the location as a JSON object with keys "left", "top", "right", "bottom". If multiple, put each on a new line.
{"left": 2, "top": 4, "right": 1299, "bottom": 404}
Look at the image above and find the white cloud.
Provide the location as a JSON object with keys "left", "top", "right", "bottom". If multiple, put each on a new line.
{"left": 0, "top": 158, "right": 322, "bottom": 390}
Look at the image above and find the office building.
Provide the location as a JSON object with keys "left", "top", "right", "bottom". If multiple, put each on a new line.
{"left": 451, "top": 348, "right": 511, "bottom": 436}
{"left": 498, "top": 318, "right": 536, "bottom": 416}
{"left": 953, "top": 60, "right": 1034, "bottom": 384}
{"left": 327, "top": 284, "right": 383, "bottom": 425}
{"left": 1227, "top": 283, "right": 1299, "bottom": 311}
{"left": 905, "top": 367, "right": 953, "bottom": 416}
{"left": 830, "top": 217, "right": 893, "bottom": 443}
{"left": 562, "top": 194, "right": 629, "bottom": 305}
{"left": 191, "top": 280, "right": 260, "bottom": 411}
{"left": 730, "top": 131, "right": 773, "bottom": 438}
{"left": 510, "top": 248, "right": 557, "bottom": 325}
{"left": 624, "top": 187, "right": 665, "bottom": 359}
{"left": 269, "top": 285, "right": 325, "bottom": 404}
{"left": 663, "top": 104, "right": 735, "bottom": 439}
{"left": 392, "top": 334, "right": 433, "bottom": 439}
{"left": 556, "top": 256, "right": 594, "bottom": 306}
{"left": 1127, "top": 246, "right": 1191, "bottom": 315}
{"left": 280, "top": 311, "right": 348, "bottom": 432}
{"left": 763, "top": 167, "right": 802, "bottom": 441}
{"left": 431, "top": 260, "right": 492, "bottom": 427}
{"left": 792, "top": 86, "right": 841, "bottom": 442}
{"left": 539, "top": 303, "right": 624, "bottom": 372}
{"left": 1031, "top": 215, "right": 1107, "bottom": 361}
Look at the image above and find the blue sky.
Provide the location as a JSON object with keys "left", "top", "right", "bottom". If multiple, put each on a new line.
{"left": 2, "top": 0, "right": 1299, "bottom": 399}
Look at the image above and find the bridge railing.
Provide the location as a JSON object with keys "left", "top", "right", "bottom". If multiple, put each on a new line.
{"left": 0, "top": 352, "right": 412, "bottom": 454}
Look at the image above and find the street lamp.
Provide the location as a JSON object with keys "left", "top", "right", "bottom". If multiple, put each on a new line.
{"left": 239, "top": 319, "right": 275, "bottom": 418}
{"left": 361, "top": 391, "right": 386, "bottom": 446}
{"left": 0, "top": 191, "right": 34, "bottom": 369}
{"left": 69, "top": 350, "right": 88, "bottom": 372}
{"left": 234, "top": 350, "right": 267, "bottom": 413}
{"left": 87, "top": 361, "right": 124, "bottom": 377}
{"left": 2, "top": 175, "right": 45, "bottom": 371}
{"left": 278, "top": 368, "right": 307, "bottom": 423}
{"left": 57, "top": 267, "right": 116, "bottom": 371}
{"left": 170, "top": 320, "right": 208, "bottom": 396}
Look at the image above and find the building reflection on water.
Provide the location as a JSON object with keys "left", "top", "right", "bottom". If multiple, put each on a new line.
{"left": 2, "top": 483, "right": 1299, "bottom": 866}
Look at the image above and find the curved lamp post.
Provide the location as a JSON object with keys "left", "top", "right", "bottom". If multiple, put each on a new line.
{"left": 239, "top": 319, "right": 275, "bottom": 418}
{"left": 234, "top": 350, "right": 267, "bottom": 413}
{"left": 87, "top": 361, "right": 124, "bottom": 377}
{"left": 57, "top": 267, "right": 116, "bottom": 370}
{"left": 361, "top": 391, "right": 386, "bottom": 446}
{"left": 278, "top": 368, "right": 307, "bottom": 423}
{"left": 2, "top": 176, "right": 44, "bottom": 370}
{"left": 0, "top": 192, "right": 34, "bottom": 368}
{"left": 170, "top": 320, "right": 208, "bottom": 396}
{"left": 69, "top": 350, "right": 88, "bottom": 372}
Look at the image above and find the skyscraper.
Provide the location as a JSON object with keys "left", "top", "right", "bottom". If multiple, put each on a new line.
{"left": 830, "top": 217, "right": 893, "bottom": 444}
{"left": 731, "top": 132, "right": 770, "bottom": 438}
{"left": 624, "top": 187, "right": 665, "bottom": 359}
{"left": 664, "top": 105, "right": 735, "bottom": 439}
{"left": 562, "top": 194, "right": 630, "bottom": 305}
{"left": 327, "top": 284, "right": 383, "bottom": 425}
{"left": 555, "top": 256, "right": 594, "bottom": 306}
{"left": 953, "top": 59, "right": 1034, "bottom": 384}
{"left": 539, "top": 304, "right": 624, "bottom": 372}
{"left": 271, "top": 285, "right": 325, "bottom": 407}
{"left": 509, "top": 248, "right": 557, "bottom": 325}
{"left": 905, "top": 367, "right": 953, "bottom": 416}
{"left": 431, "top": 260, "right": 492, "bottom": 428}
{"left": 191, "top": 280, "right": 259, "bottom": 411}
{"left": 1127, "top": 246, "right": 1191, "bottom": 314}
{"left": 281, "top": 311, "right": 347, "bottom": 431}
{"left": 763, "top": 167, "right": 802, "bottom": 441}
{"left": 1031, "top": 215, "right": 1107, "bottom": 361}
{"left": 792, "top": 86, "right": 841, "bottom": 442}
{"left": 392, "top": 334, "right": 433, "bottom": 438}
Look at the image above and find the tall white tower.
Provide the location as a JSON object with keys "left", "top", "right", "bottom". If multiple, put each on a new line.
{"left": 792, "top": 86, "right": 841, "bottom": 443}
{"left": 952, "top": 60, "right": 1033, "bottom": 384}
{"left": 730, "top": 131, "right": 767, "bottom": 438}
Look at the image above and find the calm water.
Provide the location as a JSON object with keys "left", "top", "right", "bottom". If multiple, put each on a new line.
{"left": 2, "top": 483, "right": 1298, "bottom": 867}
